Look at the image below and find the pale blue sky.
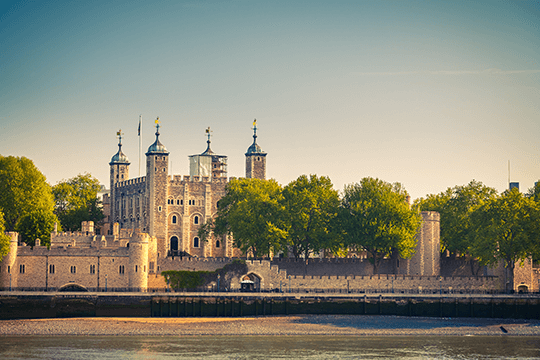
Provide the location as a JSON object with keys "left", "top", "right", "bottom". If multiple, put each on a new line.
{"left": 1, "top": 0, "right": 539, "bottom": 199}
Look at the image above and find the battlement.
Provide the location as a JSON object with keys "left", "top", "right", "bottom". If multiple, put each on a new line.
{"left": 16, "top": 246, "right": 130, "bottom": 257}
{"left": 168, "top": 175, "right": 229, "bottom": 185}
{"left": 115, "top": 176, "right": 146, "bottom": 188}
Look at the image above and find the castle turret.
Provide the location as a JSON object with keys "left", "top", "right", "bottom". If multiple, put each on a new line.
{"left": 189, "top": 127, "right": 228, "bottom": 178}
{"left": 128, "top": 231, "right": 149, "bottom": 292}
{"left": 110, "top": 130, "right": 130, "bottom": 230}
{"left": 0, "top": 232, "right": 19, "bottom": 290}
{"left": 245, "top": 119, "right": 266, "bottom": 180}
{"left": 145, "top": 118, "right": 169, "bottom": 254}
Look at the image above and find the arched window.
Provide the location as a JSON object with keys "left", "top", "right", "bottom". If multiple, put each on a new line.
{"left": 170, "top": 236, "right": 179, "bottom": 253}
{"left": 215, "top": 240, "right": 220, "bottom": 248}
{"left": 172, "top": 215, "right": 177, "bottom": 224}
{"left": 193, "top": 237, "right": 200, "bottom": 248}
{"left": 194, "top": 216, "right": 199, "bottom": 225}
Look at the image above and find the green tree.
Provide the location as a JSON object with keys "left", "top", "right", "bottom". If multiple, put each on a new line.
{"left": 526, "top": 181, "right": 540, "bottom": 202}
{"left": 213, "top": 178, "right": 286, "bottom": 258}
{"left": 0, "top": 155, "right": 54, "bottom": 230}
{"left": 415, "top": 180, "right": 497, "bottom": 256}
{"left": 281, "top": 174, "right": 340, "bottom": 261}
{"left": 469, "top": 188, "right": 540, "bottom": 292}
{"left": 340, "top": 177, "right": 421, "bottom": 274}
{"left": 0, "top": 209, "right": 10, "bottom": 261}
{"left": 14, "top": 208, "right": 59, "bottom": 247}
{"left": 52, "top": 173, "right": 104, "bottom": 231}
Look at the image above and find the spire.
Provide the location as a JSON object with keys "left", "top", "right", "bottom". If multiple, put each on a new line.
{"left": 110, "top": 129, "right": 130, "bottom": 165}
{"left": 246, "top": 119, "right": 264, "bottom": 155}
{"left": 146, "top": 117, "right": 168, "bottom": 155}
{"left": 201, "top": 126, "right": 215, "bottom": 155}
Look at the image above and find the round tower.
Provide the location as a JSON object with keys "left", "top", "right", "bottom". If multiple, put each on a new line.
{"left": 145, "top": 118, "right": 169, "bottom": 255}
{"left": 109, "top": 130, "right": 130, "bottom": 230}
{"left": 128, "top": 231, "right": 149, "bottom": 292}
{"left": 0, "top": 232, "right": 19, "bottom": 290}
{"left": 245, "top": 119, "right": 267, "bottom": 180}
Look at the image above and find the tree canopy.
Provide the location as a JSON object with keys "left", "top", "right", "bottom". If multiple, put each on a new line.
{"left": 468, "top": 188, "right": 540, "bottom": 291}
{"left": 282, "top": 174, "right": 340, "bottom": 260}
{"left": 52, "top": 173, "right": 104, "bottom": 231}
{"left": 340, "top": 177, "right": 421, "bottom": 273}
{"left": 0, "top": 155, "right": 55, "bottom": 231}
{"left": 0, "top": 209, "right": 10, "bottom": 261}
{"left": 212, "top": 178, "right": 287, "bottom": 258}
{"left": 14, "top": 208, "right": 58, "bottom": 247}
{"left": 415, "top": 180, "right": 497, "bottom": 256}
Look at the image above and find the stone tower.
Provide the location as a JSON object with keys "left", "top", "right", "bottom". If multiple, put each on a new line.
{"left": 408, "top": 211, "right": 441, "bottom": 276}
{"left": 145, "top": 118, "right": 169, "bottom": 256}
{"left": 109, "top": 130, "right": 130, "bottom": 227}
{"left": 128, "top": 231, "right": 149, "bottom": 292}
{"left": 0, "top": 232, "right": 18, "bottom": 290}
{"left": 245, "top": 119, "right": 266, "bottom": 180}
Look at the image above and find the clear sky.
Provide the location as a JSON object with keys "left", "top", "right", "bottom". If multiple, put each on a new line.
{"left": 1, "top": 0, "right": 539, "bottom": 200}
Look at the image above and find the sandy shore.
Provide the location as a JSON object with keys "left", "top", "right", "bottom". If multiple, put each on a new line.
{"left": 1, "top": 315, "right": 540, "bottom": 336}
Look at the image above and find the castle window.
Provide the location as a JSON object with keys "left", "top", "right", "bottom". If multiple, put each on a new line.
{"left": 163, "top": 168, "right": 166, "bottom": 172}
{"left": 257, "top": 157, "right": 260, "bottom": 161}
{"left": 149, "top": 262, "right": 154, "bottom": 272}
{"left": 49, "top": 264, "right": 55, "bottom": 274}
{"left": 176, "top": 199, "right": 180, "bottom": 205}
{"left": 20, "top": 264, "right": 25, "bottom": 274}
{"left": 158, "top": 206, "right": 162, "bottom": 212}
{"left": 70, "top": 266, "right": 77, "bottom": 274}
{"left": 181, "top": 200, "right": 183, "bottom": 205}
{"left": 194, "top": 216, "right": 199, "bottom": 225}
{"left": 135, "top": 265, "right": 138, "bottom": 273}
{"left": 119, "top": 265, "right": 125, "bottom": 274}
{"left": 193, "top": 237, "right": 200, "bottom": 248}
{"left": 144, "top": 265, "right": 146, "bottom": 272}
{"left": 7, "top": 266, "right": 10, "bottom": 274}
{"left": 168, "top": 199, "right": 171, "bottom": 204}
{"left": 172, "top": 215, "right": 177, "bottom": 224}
{"left": 90, "top": 265, "right": 96, "bottom": 274}
{"left": 216, "top": 240, "right": 220, "bottom": 248}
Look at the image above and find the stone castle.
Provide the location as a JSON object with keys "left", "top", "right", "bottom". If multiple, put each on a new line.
{"left": 0, "top": 121, "right": 536, "bottom": 293}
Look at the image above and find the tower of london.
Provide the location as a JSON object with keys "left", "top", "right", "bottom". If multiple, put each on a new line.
{"left": 106, "top": 120, "right": 267, "bottom": 260}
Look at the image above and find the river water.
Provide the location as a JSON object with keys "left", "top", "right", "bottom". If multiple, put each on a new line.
{"left": 1, "top": 335, "right": 540, "bottom": 359}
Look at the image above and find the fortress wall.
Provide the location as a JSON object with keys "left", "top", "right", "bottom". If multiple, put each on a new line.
{"left": 270, "top": 257, "right": 393, "bottom": 276}
{"left": 158, "top": 256, "right": 234, "bottom": 273}
{"left": 288, "top": 274, "right": 500, "bottom": 292}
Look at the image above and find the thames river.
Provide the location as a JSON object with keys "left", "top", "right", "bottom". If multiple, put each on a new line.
{"left": 1, "top": 335, "right": 540, "bottom": 359}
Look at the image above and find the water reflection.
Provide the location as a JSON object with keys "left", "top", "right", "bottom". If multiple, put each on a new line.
{"left": 1, "top": 336, "right": 540, "bottom": 359}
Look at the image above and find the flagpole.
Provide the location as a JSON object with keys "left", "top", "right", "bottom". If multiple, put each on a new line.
{"left": 138, "top": 115, "right": 142, "bottom": 177}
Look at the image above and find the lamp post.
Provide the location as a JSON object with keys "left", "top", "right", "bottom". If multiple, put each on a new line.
{"left": 105, "top": 274, "right": 108, "bottom": 292}
{"left": 9, "top": 272, "right": 12, "bottom": 292}
{"left": 166, "top": 275, "right": 170, "bottom": 293}
{"left": 217, "top": 274, "right": 220, "bottom": 293}
{"left": 439, "top": 277, "right": 442, "bottom": 295}
{"left": 391, "top": 277, "right": 394, "bottom": 294}
{"left": 288, "top": 275, "right": 291, "bottom": 293}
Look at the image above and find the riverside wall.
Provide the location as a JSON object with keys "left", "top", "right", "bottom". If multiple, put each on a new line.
{"left": 2, "top": 292, "right": 540, "bottom": 320}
